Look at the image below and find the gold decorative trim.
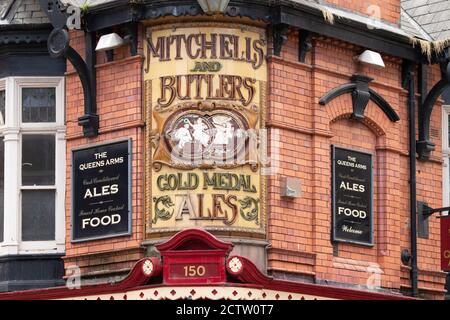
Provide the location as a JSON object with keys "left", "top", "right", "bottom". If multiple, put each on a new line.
{"left": 144, "top": 23, "right": 268, "bottom": 237}
{"left": 260, "top": 80, "right": 268, "bottom": 238}
{"left": 144, "top": 79, "right": 152, "bottom": 234}
{"left": 146, "top": 22, "right": 267, "bottom": 40}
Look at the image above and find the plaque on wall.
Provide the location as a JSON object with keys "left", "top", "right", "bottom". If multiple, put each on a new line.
{"left": 144, "top": 23, "right": 267, "bottom": 238}
{"left": 332, "top": 146, "right": 373, "bottom": 246}
{"left": 71, "top": 140, "right": 132, "bottom": 242}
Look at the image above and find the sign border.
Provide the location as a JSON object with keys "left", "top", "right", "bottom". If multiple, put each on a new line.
{"left": 331, "top": 145, "right": 374, "bottom": 247}
{"left": 143, "top": 22, "right": 268, "bottom": 238}
{"left": 70, "top": 139, "right": 133, "bottom": 243}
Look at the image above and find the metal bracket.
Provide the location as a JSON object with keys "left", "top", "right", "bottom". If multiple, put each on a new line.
{"left": 123, "top": 22, "right": 139, "bottom": 57}
{"left": 417, "top": 201, "right": 450, "bottom": 238}
{"left": 40, "top": 0, "right": 99, "bottom": 137}
{"left": 417, "top": 49, "right": 450, "bottom": 161}
{"left": 272, "top": 23, "right": 289, "bottom": 57}
{"left": 350, "top": 75, "right": 372, "bottom": 120}
{"left": 319, "top": 74, "right": 400, "bottom": 122}
{"left": 39, "top": 0, "right": 67, "bottom": 29}
{"left": 401, "top": 249, "right": 411, "bottom": 266}
{"left": 298, "top": 29, "right": 312, "bottom": 63}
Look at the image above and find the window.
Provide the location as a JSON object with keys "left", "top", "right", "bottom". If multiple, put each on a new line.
{"left": 0, "top": 84, "right": 5, "bottom": 243}
{"left": 0, "top": 138, "right": 3, "bottom": 243}
{"left": 0, "top": 77, "right": 65, "bottom": 255}
{"left": 443, "top": 106, "right": 450, "bottom": 208}
{"left": 21, "top": 135, "right": 56, "bottom": 241}
{"left": 0, "top": 89, "right": 5, "bottom": 126}
{"left": 22, "top": 88, "right": 56, "bottom": 123}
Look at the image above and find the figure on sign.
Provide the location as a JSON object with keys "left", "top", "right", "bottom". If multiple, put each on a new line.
{"left": 191, "top": 118, "right": 211, "bottom": 149}
{"left": 215, "top": 116, "right": 234, "bottom": 143}
{"left": 212, "top": 115, "right": 235, "bottom": 157}
{"left": 173, "top": 121, "right": 193, "bottom": 149}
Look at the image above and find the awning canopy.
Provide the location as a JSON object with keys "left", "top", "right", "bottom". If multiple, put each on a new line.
{"left": 0, "top": 229, "right": 415, "bottom": 300}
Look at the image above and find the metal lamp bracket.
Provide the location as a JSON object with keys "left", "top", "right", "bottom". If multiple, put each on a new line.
{"left": 417, "top": 50, "right": 450, "bottom": 161}
{"left": 319, "top": 74, "right": 400, "bottom": 122}
{"left": 417, "top": 201, "right": 449, "bottom": 238}
{"left": 39, "top": 0, "right": 99, "bottom": 137}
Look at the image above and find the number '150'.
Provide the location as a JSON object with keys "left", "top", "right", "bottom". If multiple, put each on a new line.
{"left": 184, "top": 265, "right": 206, "bottom": 277}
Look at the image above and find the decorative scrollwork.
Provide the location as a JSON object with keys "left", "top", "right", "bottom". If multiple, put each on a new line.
{"left": 155, "top": 101, "right": 258, "bottom": 114}
{"left": 152, "top": 196, "right": 175, "bottom": 224}
{"left": 238, "top": 197, "right": 260, "bottom": 225}
{"left": 149, "top": 130, "right": 160, "bottom": 149}
{"left": 250, "top": 164, "right": 259, "bottom": 172}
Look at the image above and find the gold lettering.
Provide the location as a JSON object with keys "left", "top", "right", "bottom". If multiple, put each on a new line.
{"left": 445, "top": 250, "right": 450, "bottom": 259}
{"left": 158, "top": 76, "right": 176, "bottom": 107}
{"left": 146, "top": 32, "right": 266, "bottom": 69}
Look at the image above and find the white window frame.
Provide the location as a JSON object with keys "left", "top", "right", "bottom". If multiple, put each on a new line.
{"left": 0, "top": 77, "right": 66, "bottom": 256}
{"left": 0, "top": 80, "right": 5, "bottom": 245}
{"left": 0, "top": 80, "right": 5, "bottom": 127}
{"left": 442, "top": 105, "right": 450, "bottom": 209}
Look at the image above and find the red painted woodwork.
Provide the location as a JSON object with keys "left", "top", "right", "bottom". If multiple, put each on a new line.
{"left": 0, "top": 257, "right": 162, "bottom": 300}
{"left": 156, "top": 228, "right": 233, "bottom": 284}
{"left": 0, "top": 229, "right": 416, "bottom": 300}
{"left": 441, "top": 216, "right": 450, "bottom": 271}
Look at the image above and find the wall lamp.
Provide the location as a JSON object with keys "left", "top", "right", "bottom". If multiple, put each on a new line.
{"left": 95, "top": 27, "right": 138, "bottom": 62}
{"left": 39, "top": 0, "right": 99, "bottom": 137}
{"left": 197, "top": 0, "right": 230, "bottom": 14}
{"left": 96, "top": 33, "right": 125, "bottom": 52}
{"left": 96, "top": 33, "right": 130, "bottom": 52}
{"left": 355, "top": 50, "right": 385, "bottom": 68}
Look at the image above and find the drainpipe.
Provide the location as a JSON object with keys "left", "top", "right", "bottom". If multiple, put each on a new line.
{"left": 405, "top": 61, "right": 418, "bottom": 297}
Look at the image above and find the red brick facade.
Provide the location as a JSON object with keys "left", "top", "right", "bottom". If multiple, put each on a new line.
{"left": 63, "top": 16, "right": 447, "bottom": 298}
{"left": 64, "top": 29, "right": 146, "bottom": 279}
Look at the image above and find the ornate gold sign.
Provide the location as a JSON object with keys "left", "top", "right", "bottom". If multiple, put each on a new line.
{"left": 144, "top": 23, "right": 267, "bottom": 237}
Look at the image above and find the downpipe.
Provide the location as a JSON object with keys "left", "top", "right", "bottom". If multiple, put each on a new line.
{"left": 406, "top": 64, "right": 419, "bottom": 298}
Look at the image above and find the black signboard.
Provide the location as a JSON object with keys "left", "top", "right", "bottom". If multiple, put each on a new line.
{"left": 332, "top": 146, "right": 373, "bottom": 246}
{"left": 71, "top": 140, "right": 132, "bottom": 242}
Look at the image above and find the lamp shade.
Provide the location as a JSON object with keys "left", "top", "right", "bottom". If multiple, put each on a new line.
{"left": 356, "top": 50, "right": 385, "bottom": 68}
{"left": 197, "top": 0, "right": 230, "bottom": 13}
{"left": 95, "top": 33, "right": 125, "bottom": 52}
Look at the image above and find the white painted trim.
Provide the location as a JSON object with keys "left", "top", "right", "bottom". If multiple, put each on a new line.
{"left": 1, "top": 129, "right": 20, "bottom": 255}
{"left": 0, "top": 79, "right": 5, "bottom": 128}
{"left": 15, "top": 77, "right": 65, "bottom": 128}
{"left": 59, "top": 285, "right": 333, "bottom": 301}
{"left": 55, "top": 128, "right": 66, "bottom": 247}
{"left": 0, "top": 77, "right": 66, "bottom": 255}
{"left": 442, "top": 106, "right": 450, "bottom": 211}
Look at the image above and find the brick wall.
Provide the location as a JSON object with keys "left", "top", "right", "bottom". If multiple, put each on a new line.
{"left": 266, "top": 27, "right": 446, "bottom": 299}
{"left": 63, "top": 21, "right": 447, "bottom": 298}
{"left": 64, "top": 28, "right": 146, "bottom": 280}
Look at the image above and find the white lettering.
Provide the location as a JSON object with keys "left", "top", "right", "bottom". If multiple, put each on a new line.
{"left": 83, "top": 184, "right": 119, "bottom": 199}
{"left": 81, "top": 214, "right": 122, "bottom": 229}
{"left": 338, "top": 207, "right": 367, "bottom": 219}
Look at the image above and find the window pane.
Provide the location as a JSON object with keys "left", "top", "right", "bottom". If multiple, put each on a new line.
{"left": 448, "top": 114, "right": 450, "bottom": 148}
{"left": 21, "top": 190, "right": 55, "bottom": 241}
{"left": 0, "top": 138, "right": 4, "bottom": 243}
{"left": 0, "top": 90, "right": 5, "bottom": 126}
{"left": 22, "top": 88, "right": 56, "bottom": 123}
{"left": 22, "top": 135, "right": 55, "bottom": 186}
